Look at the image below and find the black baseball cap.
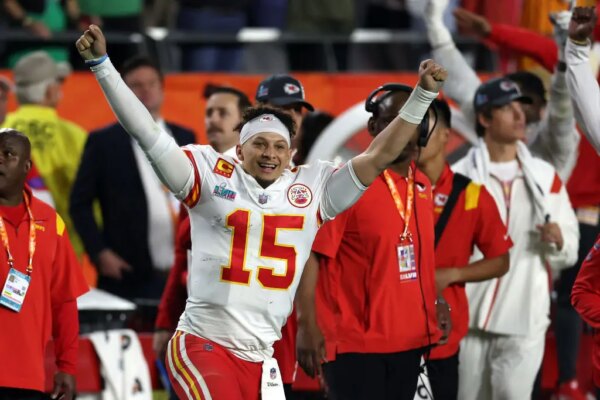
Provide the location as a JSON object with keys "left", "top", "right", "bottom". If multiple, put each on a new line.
{"left": 255, "top": 74, "right": 314, "bottom": 111}
{"left": 473, "top": 77, "right": 533, "bottom": 114}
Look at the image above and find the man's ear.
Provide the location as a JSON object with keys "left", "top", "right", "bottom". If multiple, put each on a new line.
{"left": 236, "top": 144, "right": 244, "bottom": 161}
{"left": 367, "top": 117, "right": 377, "bottom": 137}
{"left": 477, "top": 112, "right": 491, "bottom": 130}
{"left": 24, "top": 159, "right": 32, "bottom": 174}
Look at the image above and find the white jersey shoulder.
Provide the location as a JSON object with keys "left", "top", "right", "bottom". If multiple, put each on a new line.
{"left": 178, "top": 144, "right": 336, "bottom": 361}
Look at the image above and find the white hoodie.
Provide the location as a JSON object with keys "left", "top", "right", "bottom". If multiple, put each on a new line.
{"left": 453, "top": 139, "right": 579, "bottom": 335}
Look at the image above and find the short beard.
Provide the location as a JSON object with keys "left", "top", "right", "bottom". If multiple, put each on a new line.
{"left": 255, "top": 176, "right": 276, "bottom": 189}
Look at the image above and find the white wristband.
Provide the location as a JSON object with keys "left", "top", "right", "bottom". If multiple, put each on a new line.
{"left": 398, "top": 85, "right": 438, "bottom": 125}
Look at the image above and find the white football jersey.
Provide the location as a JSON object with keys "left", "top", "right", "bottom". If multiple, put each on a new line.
{"left": 177, "top": 145, "right": 336, "bottom": 362}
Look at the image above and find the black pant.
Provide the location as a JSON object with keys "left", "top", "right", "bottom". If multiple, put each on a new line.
{"left": 323, "top": 348, "right": 426, "bottom": 400}
{"left": 0, "top": 388, "right": 47, "bottom": 400}
{"left": 425, "top": 352, "right": 459, "bottom": 400}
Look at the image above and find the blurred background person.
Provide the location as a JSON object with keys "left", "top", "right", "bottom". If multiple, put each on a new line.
{"left": 2, "top": 0, "right": 83, "bottom": 68}
{"left": 69, "top": 56, "right": 195, "bottom": 309}
{"left": 1, "top": 51, "right": 87, "bottom": 257}
{"left": 0, "top": 77, "right": 10, "bottom": 125}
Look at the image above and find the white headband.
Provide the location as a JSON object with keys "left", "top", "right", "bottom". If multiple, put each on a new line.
{"left": 239, "top": 114, "right": 291, "bottom": 146}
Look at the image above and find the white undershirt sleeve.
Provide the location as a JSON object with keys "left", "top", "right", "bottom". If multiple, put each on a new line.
{"left": 320, "top": 160, "right": 367, "bottom": 221}
{"left": 566, "top": 39, "right": 600, "bottom": 154}
{"left": 90, "top": 57, "right": 194, "bottom": 199}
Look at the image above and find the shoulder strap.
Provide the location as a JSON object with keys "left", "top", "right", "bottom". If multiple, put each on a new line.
{"left": 435, "top": 173, "right": 471, "bottom": 249}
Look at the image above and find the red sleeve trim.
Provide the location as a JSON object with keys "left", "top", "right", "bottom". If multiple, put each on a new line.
{"left": 550, "top": 173, "right": 562, "bottom": 194}
{"left": 182, "top": 149, "right": 201, "bottom": 208}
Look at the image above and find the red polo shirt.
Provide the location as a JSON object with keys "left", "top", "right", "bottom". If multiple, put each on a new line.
{"left": 0, "top": 188, "right": 88, "bottom": 391}
{"left": 571, "top": 236, "right": 600, "bottom": 387}
{"left": 313, "top": 167, "right": 439, "bottom": 355}
{"left": 430, "top": 164, "right": 512, "bottom": 359}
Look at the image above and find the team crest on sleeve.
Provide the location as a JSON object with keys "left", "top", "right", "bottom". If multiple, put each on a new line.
{"left": 213, "top": 158, "right": 235, "bottom": 178}
{"left": 270, "top": 367, "right": 277, "bottom": 380}
{"left": 287, "top": 184, "right": 312, "bottom": 208}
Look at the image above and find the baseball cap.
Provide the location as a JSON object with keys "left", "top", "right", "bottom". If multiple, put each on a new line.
{"left": 255, "top": 74, "right": 314, "bottom": 111}
{"left": 473, "top": 77, "right": 533, "bottom": 114}
{"left": 13, "top": 51, "right": 59, "bottom": 86}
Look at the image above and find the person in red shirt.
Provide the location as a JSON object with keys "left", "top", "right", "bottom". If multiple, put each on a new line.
{"left": 571, "top": 236, "right": 600, "bottom": 399}
{"left": 416, "top": 98, "right": 511, "bottom": 399}
{"left": 0, "top": 128, "right": 89, "bottom": 400}
{"left": 297, "top": 84, "right": 450, "bottom": 400}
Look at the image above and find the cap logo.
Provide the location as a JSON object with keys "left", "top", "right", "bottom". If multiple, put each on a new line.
{"left": 257, "top": 85, "right": 269, "bottom": 98}
{"left": 475, "top": 93, "right": 488, "bottom": 105}
{"left": 283, "top": 83, "right": 300, "bottom": 95}
{"left": 259, "top": 115, "right": 274, "bottom": 122}
{"left": 499, "top": 80, "right": 519, "bottom": 92}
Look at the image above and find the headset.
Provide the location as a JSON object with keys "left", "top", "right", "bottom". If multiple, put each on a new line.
{"left": 365, "top": 83, "right": 437, "bottom": 148}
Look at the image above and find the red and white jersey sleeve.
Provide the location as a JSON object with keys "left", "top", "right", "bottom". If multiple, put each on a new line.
{"left": 177, "top": 145, "right": 336, "bottom": 362}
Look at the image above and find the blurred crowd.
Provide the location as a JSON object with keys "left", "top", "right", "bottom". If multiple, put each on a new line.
{"left": 3, "top": 1, "right": 600, "bottom": 400}
{"left": 1, "top": 0, "right": 597, "bottom": 72}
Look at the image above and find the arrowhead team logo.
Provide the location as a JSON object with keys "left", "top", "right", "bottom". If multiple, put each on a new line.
{"left": 283, "top": 83, "right": 300, "bottom": 95}
{"left": 287, "top": 184, "right": 312, "bottom": 208}
{"left": 434, "top": 193, "right": 448, "bottom": 207}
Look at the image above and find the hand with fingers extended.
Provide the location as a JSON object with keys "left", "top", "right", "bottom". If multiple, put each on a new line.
{"left": 75, "top": 24, "right": 107, "bottom": 61}
{"left": 296, "top": 319, "right": 327, "bottom": 379}
{"left": 453, "top": 8, "right": 491, "bottom": 37}
{"left": 418, "top": 59, "right": 448, "bottom": 93}
{"left": 569, "top": 6, "right": 597, "bottom": 44}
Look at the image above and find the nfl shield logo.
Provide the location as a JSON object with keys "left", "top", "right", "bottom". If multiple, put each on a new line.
{"left": 259, "top": 193, "right": 269, "bottom": 204}
{"left": 270, "top": 367, "right": 277, "bottom": 380}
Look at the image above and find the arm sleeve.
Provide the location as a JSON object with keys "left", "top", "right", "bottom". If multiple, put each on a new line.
{"left": 311, "top": 209, "right": 351, "bottom": 260}
{"left": 52, "top": 300, "right": 79, "bottom": 375}
{"left": 572, "top": 239, "right": 600, "bottom": 329}
{"left": 50, "top": 219, "right": 89, "bottom": 375}
{"left": 474, "top": 186, "right": 513, "bottom": 258}
{"left": 90, "top": 58, "right": 195, "bottom": 199}
{"left": 566, "top": 40, "right": 600, "bottom": 154}
{"left": 487, "top": 23, "right": 558, "bottom": 72}
{"left": 155, "top": 217, "right": 191, "bottom": 330}
{"left": 431, "top": 43, "right": 481, "bottom": 134}
{"left": 319, "top": 160, "right": 367, "bottom": 222}
{"left": 69, "top": 134, "right": 106, "bottom": 261}
{"left": 531, "top": 70, "right": 580, "bottom": 182}
{"left": 546, "top": 180, "right": 580, "bottom": 271}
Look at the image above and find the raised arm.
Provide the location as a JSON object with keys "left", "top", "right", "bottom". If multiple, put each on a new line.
{"left": 566, "top": 7, "right": 600, "bottom": 153}
{"left": 424, "top": 0, "right": 481, "bottom": 143}
{"left": 75, "top": 25, "right": 195, "bottom": 199}
{"left": 350, "top": 60, "right": 445, "bottom": 185}
{"left": 318, "top": 60, "right": 445, "bottom": 220}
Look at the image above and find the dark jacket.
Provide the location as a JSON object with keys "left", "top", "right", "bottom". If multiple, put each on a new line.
{"left": 69, "top": 121, "right": 195, "bottom": 298}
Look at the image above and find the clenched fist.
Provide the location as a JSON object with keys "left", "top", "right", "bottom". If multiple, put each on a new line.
{"left": 569, "top": 6, "right": 597, "bottom": 43}
{"left": 418, "top": 59, "right": 447, "bottom": 92}
{"left": 75, "top": 24, "right": 107, "bottom": 61}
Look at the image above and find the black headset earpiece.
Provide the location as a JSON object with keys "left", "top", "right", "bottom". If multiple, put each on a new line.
{"left": 365, "top": 83, "right": 431, "bottom": 148}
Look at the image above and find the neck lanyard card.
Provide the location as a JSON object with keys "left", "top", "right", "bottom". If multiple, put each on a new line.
{"left": 1, "top": 268, "right": 31, "bottom": 312}
{"left": 0, "top": 193, "right": 36, "bottom": 312}
{"left": 383, "top": 169, "right": 418, "bottom": 283}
